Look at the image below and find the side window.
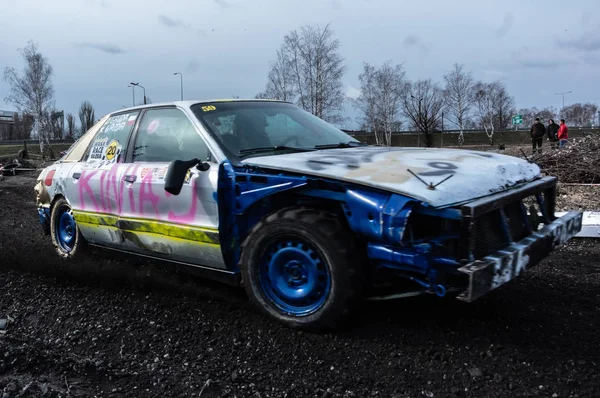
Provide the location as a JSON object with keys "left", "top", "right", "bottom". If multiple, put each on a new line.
{"left": 132, "top": 108, "right": 210, "bottom": 163}
{"left": 85, "top": 111, "right": 139, "bottom": 165}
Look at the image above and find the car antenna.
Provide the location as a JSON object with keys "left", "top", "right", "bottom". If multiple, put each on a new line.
{"left": 407, "top": 169, "right": 454, "bottom": 190}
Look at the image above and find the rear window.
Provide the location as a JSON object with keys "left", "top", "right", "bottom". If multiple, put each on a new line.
{"left": 85, "top": 111, "right": 140, "bottom": 165}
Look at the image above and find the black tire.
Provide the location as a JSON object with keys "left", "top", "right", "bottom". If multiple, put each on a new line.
{"left": 50, "top": 197, "right": 85, "bottom": 259}
{"left": 239, "top": 206, "right": 363, "bottom": 331}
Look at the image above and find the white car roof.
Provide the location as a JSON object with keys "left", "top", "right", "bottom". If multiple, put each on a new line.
{"left": 113, "top": 99, "right": 289, "bottom": 115}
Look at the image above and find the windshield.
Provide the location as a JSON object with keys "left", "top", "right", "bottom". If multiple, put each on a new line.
{"left": 190, "top": 101, "right": 359, "bottom": 159}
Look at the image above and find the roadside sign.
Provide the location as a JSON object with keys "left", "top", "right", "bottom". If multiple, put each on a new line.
{"left": 512, "top": 115, "right": 523, "bottom": 125}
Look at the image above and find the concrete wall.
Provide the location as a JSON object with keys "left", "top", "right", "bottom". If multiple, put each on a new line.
{"left": 344, "top": 129, "right": 600, "bottom": 147}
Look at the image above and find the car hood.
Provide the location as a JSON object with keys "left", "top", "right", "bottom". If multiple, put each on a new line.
{"left": 240, "top": 146, "right": 541, "bottom": 208}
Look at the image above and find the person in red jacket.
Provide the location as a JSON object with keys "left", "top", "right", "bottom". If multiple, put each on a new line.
{"left": 558, "top": 119, "right": 569, "bottom": 148}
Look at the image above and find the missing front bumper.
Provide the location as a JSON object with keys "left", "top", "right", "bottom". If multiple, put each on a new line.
{"left": 456, "top": 210, "right": 583, "bottom": 302}
{"left": 38, "top": 207, "right": 51, "bottom": 235}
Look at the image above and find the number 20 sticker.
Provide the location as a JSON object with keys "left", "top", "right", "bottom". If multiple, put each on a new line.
{"left": 201, "top": 105, "right": 216, "bottom": 112}
{"left": 105, "top": 139, "right": 120, "bottom": 161}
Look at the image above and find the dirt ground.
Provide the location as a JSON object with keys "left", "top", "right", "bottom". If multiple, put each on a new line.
{"left": 1, "top": 169, "right": 599, "bottom": 397}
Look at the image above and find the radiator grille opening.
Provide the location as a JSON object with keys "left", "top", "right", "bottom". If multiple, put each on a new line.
{"left": 473, "top": 211, "right": 507, "bottom": 259}
{"left": 472, "top": 193, "right": 548, "bottom": 260}
{"left": 504, "top": 201, "right": 528, "bottom": 242}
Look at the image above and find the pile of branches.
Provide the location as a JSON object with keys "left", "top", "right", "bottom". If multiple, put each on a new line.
{"left": 532, "top": 135, "right": 600, "bottom": 184}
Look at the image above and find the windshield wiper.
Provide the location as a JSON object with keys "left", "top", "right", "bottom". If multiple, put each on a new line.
{"left": 238, "top": 145, "right": 316, "bottom": 155}
{"left": 314, "top": 141, "right": 366, "bottom": 149}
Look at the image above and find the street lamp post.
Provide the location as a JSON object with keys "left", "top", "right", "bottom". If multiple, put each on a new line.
{"left": 130, "top": 82, "right": 146, "bottom": 104}
{"left": 441, "top": 111, "right": 444, "bottom": 148}
{"left": 555, "top": 91, "right": 572, "bottom": 112}
{"left": 174, "top": 72, "right": 183, "bottom": 100}
{"left": 127, "top": 85, "right": 135, "bottom": 106}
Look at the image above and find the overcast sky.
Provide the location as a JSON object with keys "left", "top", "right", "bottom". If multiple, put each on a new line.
{"left": 1, "top": 0, "right": 598, "bottom": 129}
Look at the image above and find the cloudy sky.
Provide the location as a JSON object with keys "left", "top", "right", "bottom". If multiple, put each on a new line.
{"left": 1, "top": 0, "right": 598, "bottom": 129}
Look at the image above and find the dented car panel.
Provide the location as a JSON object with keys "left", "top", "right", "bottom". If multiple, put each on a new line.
{"left": 241, "top": 146, "right": 541, "bottom": 208}
{"left": 458, "top": 210, "right": 583, "bottom": 302}
{"left": 36, "top": 105, "right": 229, "bottom": 272}
{"left": 34, "top": 99, "right": 583, "bottom": 320}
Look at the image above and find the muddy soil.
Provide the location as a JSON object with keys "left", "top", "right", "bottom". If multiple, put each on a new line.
{"left": 0, "top": 174, "right": 599, "bottom": 397}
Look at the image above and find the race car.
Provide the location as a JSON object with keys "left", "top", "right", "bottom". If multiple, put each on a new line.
{"left": 34, "top": 100, "right": 583, "bottom": 330}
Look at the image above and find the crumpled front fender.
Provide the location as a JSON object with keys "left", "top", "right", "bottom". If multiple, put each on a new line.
{"left": 342, "top": 188, "right": 418, "bottom": 244}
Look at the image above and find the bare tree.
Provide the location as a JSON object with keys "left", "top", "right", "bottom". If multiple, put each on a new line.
{"left": 520, "top": 106, "right": 558, "bottom": 127}
{"left": 491, "top": 82, "right": 515, "bottom": 131}
{"left": 3, "top": 40, "right": 55, "bottom": 158}
{"left": 403, "top": 79, "right": 445, "bottom": 147}
{"left": 463, "top": 118, "right": 478, "bottom": 130}
{"left": 354, "top": 61, "right": 406, "bottom": 146}
{"left": 561, "top": 102, "right": 599, "bottom": 126}
{"left": 78, "top": 100, "right": 95, "bottom": 135}
{"left": 443, "top": 63, "right": 475, "bottom": 146}
{"left": 14, "top": 113, "right": 34, "bottom": 140}
{"left": 355, "top": 63, "right": 379, "bottom": 142}
{"left": 473, "top": 81, "right": 515, "bottom": 144}
{"left": 537, "top": 106, "right": 558, "bottom": 123}
{"left": 66, "top": 113, "right": 76, "bottom": 139}
{"left": 376, "top": 62, "right": 406, "bottom": 146}
{"left": 262, "top": 24, "right": 346, "bottom": 123}
{"left": 518, "top": 107, "right": 538, "bottom": 127}
{"left": 256, "top": 47, "right": 296, "bottom": 101}
{"left": 473, "top": 82, "right": 496, "bottom": 143}
{"left": 45, "top": 109, "right": 64, "bottom": 139}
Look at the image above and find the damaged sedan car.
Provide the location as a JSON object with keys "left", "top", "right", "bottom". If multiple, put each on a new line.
{"left": 34, "top": 100, "right": 583, "bottom": 330}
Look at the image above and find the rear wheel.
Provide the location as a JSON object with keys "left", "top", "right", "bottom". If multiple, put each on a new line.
{"left": 50, "top": 197, "right": 84, "bottom": 259}
{"left": 240, "top": 207, "right": 363, "bottom": 331}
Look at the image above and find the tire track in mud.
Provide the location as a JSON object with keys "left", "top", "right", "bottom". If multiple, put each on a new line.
{"left": 1, "top": 174, "right": 599, "bottom": 397}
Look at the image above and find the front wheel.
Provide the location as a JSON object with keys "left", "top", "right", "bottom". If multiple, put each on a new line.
{"left": 50, "top": 197, "right": 84, "bottom": 259}
{"left": 239, "top": 207, "right": 363, "bottom": 331}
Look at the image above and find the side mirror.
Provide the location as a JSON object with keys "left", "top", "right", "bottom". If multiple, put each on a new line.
{"left": 164, "top": 158, "right": 210, "bottom": 195}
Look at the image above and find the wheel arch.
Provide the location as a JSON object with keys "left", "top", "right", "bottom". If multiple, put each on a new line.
{"left": 50, "top": 193, "right": 67, "bottom": 212}
{"left": 217, "top": 162, "right": 357, "bottom": 272}
{"left": 49, "top": 195, "right": 84, "bottom": 259}
{"left": 218, "top": 163, "right": 415, "bottom": 273}
{"left": 228, "top": 189, "right": 352, "bottom": 272}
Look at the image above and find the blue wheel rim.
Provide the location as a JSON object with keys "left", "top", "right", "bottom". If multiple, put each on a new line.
{"left": 258, "top": 237, "right": 331, "bottom": 316}
{"left": 55, "top": 204, "right": 76, "bottom": 253}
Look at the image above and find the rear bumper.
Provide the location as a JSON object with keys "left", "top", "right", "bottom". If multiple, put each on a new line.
{"left": 456, "top": 210, "right": 583, "bottom": 302}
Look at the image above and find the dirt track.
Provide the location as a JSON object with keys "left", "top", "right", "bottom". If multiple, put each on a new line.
{"left": 1, "top": 173, "right": 599, "bottom": 397}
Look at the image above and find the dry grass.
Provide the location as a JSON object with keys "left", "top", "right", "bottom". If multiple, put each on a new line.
{"left": 0, "top": 143, "right": 71, "bottom": 158}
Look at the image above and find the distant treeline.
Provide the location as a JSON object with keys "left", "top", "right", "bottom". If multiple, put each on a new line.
{"left": 1, "top": 129, "right": 598, "bottom": 149}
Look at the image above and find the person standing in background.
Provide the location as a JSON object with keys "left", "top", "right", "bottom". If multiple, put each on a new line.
{"left": 530, "top": 118, "right": 546, "bottom": 154}
{"left": 558, "top": 119, "right": 569, "bottom": 148}
{"left": 547, "top": 119, "right": 559, "bottom": 150}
